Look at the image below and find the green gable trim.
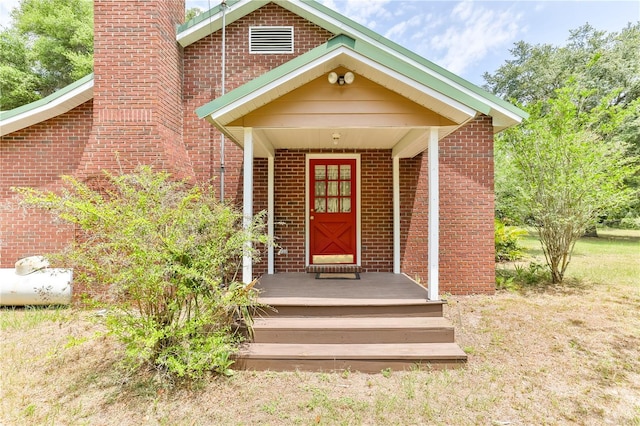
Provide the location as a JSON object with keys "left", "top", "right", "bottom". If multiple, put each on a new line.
{"left": 197, "top": 34, "right": 488, "bottom": 120}
{"left": 0, "top": 73, "right": 94, "bottom": 120}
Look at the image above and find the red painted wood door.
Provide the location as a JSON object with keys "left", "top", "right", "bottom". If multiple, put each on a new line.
{"left": 309, "top": 159, "right": 357, "bottom": 265}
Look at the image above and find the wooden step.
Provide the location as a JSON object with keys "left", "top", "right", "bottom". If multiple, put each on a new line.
{"left": 252, "top": 316, "right": 455, "bottom": 344}
{"left": 236, "top": 343, "right": 467, "bottom": 373}
{"left": 256, "top": 299, "right": 444, "bottom": 318}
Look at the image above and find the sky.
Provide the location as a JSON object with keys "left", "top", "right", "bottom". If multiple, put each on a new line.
{"left": 1, "top": 0, "right": 638, "bottom": 86}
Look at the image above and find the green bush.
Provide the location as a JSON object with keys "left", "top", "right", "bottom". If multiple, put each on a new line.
{"left": 495, "top": 219, "right": 527, "bottom": 262}
{"left": 619, "top": 216, "right": 640, "bottom": 229}
{"left": 16, "top": 166, "right": 270, "bottom": 379}
{"left": 496, "top": 262, "right": 551, "bottom": 291}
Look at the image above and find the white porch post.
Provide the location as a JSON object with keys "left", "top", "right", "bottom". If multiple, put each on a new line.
{"left": 242, "top": 127, "right": 254, "bottom": 284}
{"left": 267, "top": 155, "right": 275, "bottom": 274}
{"left": 393, "top": 155, "right": 401, "bottom": 274}
{"left": 427, "top": 128, "right": 439, "bottom": 300}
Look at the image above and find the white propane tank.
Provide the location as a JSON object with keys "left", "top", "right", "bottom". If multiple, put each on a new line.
{"left": 0, "top": 256, "right": 72, "bottom": 305}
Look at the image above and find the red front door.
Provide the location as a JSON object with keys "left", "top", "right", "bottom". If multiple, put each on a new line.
{"left": 309, "top": 159, "right": 357, "bottom": 265}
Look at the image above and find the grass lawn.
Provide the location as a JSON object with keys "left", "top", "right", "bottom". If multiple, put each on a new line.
{"left": 1, "top": 229, "right": 639, "bottom": 425}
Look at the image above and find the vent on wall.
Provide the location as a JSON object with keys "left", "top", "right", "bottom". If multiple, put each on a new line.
{"left": 250, "top": 26, "right": 294, "bottom": 54}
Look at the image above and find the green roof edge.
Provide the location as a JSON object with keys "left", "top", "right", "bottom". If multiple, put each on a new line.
{"left": 196, "top": 35, "right": 350, "bottom": 118}
{"left": 179, "top": 0, "right": 244, "bottom": 33}
{"left": 0, "top": 73, "right": 94, "bottom": 120}
{"left": 196, "top": 34, "right": 489, "bottom": 119}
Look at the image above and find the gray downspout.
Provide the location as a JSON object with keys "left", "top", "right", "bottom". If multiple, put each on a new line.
{"left": 220, "top": 0, "right": 227, "bottom": 201}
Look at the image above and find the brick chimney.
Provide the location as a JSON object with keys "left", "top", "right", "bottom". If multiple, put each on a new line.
{"left": 77, "top": 0, "right": 193, "bottom": 180}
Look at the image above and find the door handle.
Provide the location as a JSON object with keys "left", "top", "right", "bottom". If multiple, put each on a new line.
{"left": 310, "top": 216, "right": 314, "bottom": 220}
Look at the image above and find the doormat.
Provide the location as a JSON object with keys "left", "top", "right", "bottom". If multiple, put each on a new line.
{"left": 315, "top": 272, "right": 360, "bottom": 280}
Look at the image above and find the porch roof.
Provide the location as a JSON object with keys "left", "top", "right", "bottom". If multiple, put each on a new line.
{"left": 197, "top": 34, "right": 523, "bottom": 157}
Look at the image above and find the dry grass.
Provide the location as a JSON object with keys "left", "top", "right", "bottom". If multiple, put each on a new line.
{"left": 1, "top": 230, "right": 639, "bottom": 425}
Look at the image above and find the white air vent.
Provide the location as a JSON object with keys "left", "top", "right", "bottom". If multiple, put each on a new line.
{"left": 250, "top": 26, "right": 294, "bottom": 54}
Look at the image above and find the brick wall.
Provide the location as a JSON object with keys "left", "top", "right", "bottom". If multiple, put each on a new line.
{"left": 257, "top": 150, "right": 394, "bottom": 274}
{"left": 0, "top": 101, "right": 93, "bottom": 266}
{"left": 401, "top": 115, "right": 495, "bottom": 294}
{"left": 361, "top": 150, "right": 394, "bottom": 272}
{"left": 272, "top": 150, "right": 306, "bottom": 272}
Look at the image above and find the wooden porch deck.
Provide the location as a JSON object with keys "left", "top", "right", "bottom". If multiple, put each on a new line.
{"left": 237, "top": 273, "right": 467, "bottom": 373}
{"left": 258, "top": 272, "right": 432, "bottom": 303}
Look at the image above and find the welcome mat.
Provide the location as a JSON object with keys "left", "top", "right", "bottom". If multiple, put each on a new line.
{"left": 315, "top": 272, "right": 360, "bottom": 280}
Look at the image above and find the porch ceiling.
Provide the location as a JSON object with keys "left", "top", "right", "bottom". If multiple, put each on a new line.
{"left": 228, "top": 126, "right": 456, "bottom": 158}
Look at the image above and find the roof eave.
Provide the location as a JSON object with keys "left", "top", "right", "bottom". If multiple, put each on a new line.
{"left": 177, "top": 0, "right": 268, "bottom": 47}
{"left": 0, "top": 74, "right": 94, "bottom": 137}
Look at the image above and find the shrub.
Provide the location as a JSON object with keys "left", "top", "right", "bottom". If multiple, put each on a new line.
{"left": 495, "top": 219, "right": 527, "bottom": 262}
{"left": 496, "top": 262, "right": 551, "bottom": 291}
{"left": 15, "top": 166, "right": 270, "bottom": 379}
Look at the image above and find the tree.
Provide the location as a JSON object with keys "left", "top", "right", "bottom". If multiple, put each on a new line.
{"left": 499, "top": 84, "right": 638, "bottom": 283}
{"left": 487, "top": 23, "right": 640, "bottom": 227}
{"left": 484, "top": 24, "right": 640, "bottom": 112}
{"left": 0, "top": 29, "right": 41, "bottom": 108}
{"left": 1, "top": 0, "right": 93, "bottom": 110}
{"left": 16, "top": 166, "right": 270, "bottom": 378}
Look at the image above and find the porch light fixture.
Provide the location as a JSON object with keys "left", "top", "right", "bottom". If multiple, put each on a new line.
{"left": 332, "top": 132, "right": 341, "bottom": 145}
{"left": 327, "top": 71, "right": 355, "bottom": 86}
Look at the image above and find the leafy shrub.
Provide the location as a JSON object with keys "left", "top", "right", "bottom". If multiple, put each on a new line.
{"left": 496, "top": 262, "right": 551, "bottom": 291}
{"left": 16, "top": 166, "right": 270, "bottom": 379}
{"left": 495, "top": 219, "right": 527, "bottom": 261}
{"left": 619, "top": 216, "right": 640, "bottom": 229}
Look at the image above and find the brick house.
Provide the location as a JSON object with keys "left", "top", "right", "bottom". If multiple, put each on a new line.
{"left": 0, "top": 0, "right": 526, "bottom": 301}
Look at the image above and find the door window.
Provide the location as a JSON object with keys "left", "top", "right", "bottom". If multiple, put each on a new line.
{"left": 314, "top": 164, "right": 352, "bottom": 213}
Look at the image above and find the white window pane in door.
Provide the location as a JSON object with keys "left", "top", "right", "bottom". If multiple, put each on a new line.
{"left": 328, "top": 181, "right": 338, "bottom": 196}
{"left": 315, "top": 165, "right": 325, "bottom": 180}
{"left": 327, "top": 165, "right": 339, "bottom": 180}
{"left": 340, "top": 165, "right": 351, "bottom": 180}
{"left": 327, "top": 197, "right": 339, "bottom": 213}
{"left": 341, "top": 197, "right": 351, "bottom": 213}
{"left": 315, "top": 198, "right": 326, "bottom": 212}
{"left": 315, "top": 181, "right": 326, "bottom": 196}
{"left": 340, "top": 181, "right": 350, "bottom": 196}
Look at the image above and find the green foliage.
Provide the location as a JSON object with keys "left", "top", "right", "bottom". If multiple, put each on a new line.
{"left": 499, "top": 83, "right": 639, "bottom": 283}
{"left": 15, "top": 166, "right": 270, "bottom": 379}
{"left": 494, "top": 219, "right": 527, "bottom": 262}
{"left": 618, "top": 216, "right": 640, "bottom": 230}
{"left": 1, "top": 0, "right": 93, "bottom": 110}
{"left": 496, "top": 262, "right": 550, "bottom": 291}
{"left": 0, "top": 29, "right": 41, "bottom": 108}
{"left": 185, "top": 7, "right": 203, "bottom": 22}
{"left": 487, "top": 23, "right": 640, "bottom": 224}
